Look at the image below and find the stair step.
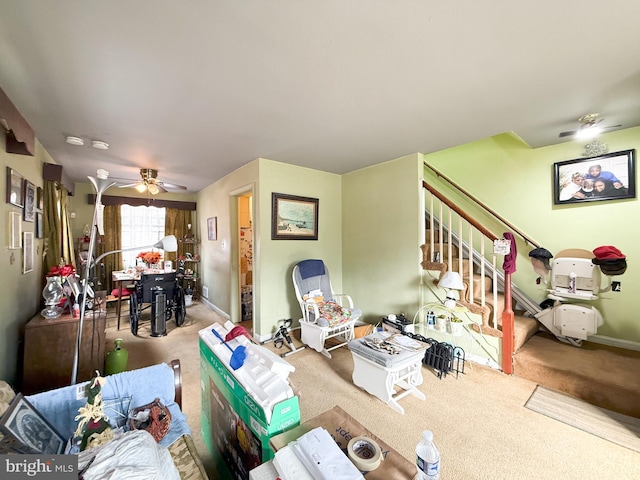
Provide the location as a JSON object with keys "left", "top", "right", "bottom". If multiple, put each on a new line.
{"left": 514, "top": 332, "right": 640, "bottom": 418}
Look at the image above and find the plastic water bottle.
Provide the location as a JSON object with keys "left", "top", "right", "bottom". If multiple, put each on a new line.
{"left": 416, "top": 430, "right": 440, "bottom": 480}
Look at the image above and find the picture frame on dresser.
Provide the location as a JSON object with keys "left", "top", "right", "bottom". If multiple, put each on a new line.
{"left": 0, "top": 394, "right": 66, "bottom": 454}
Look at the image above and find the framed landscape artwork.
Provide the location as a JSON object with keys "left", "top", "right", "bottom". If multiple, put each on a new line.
{"left": 271, "top": 193, "right": 319, "bottom": 240}
{"left": 553, "top": 149, "right": 636, "bottom": 205}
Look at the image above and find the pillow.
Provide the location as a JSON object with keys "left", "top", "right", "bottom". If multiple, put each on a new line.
{"left": 78, "top": 430, "right": 180, "bottom": 480}
{"left": 111, "top": 288, "right": 132, "bottom": 297}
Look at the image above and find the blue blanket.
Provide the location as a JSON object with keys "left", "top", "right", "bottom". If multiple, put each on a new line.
{"left": 27, "top": 363, "right": 191, "bottom": 448}
{"left": 298, "top": 259, "right": 326, "bottom": 279}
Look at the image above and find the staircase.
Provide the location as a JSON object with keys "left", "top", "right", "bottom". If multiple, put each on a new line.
{"left": 422, "top": 169, "right": 640, "bottom": 418}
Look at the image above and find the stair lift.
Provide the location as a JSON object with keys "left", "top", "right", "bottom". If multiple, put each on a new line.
{"left": 534, "top": 249, "right": 607, "bottom": 347}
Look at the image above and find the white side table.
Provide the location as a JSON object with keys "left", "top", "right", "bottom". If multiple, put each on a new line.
{"left": 349, "top": 333, "right": 428, "bottom": 414}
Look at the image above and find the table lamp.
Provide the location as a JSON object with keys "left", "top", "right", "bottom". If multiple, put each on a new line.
{"left": 438, "top": 271, "right": 464, "bottom": 308}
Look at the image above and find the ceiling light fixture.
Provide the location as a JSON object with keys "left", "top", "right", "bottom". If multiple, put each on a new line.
{"left": 91, "top": 140, "right": 109, "bottom": 150}
{"left": 135, "top": 183, "right": 147, "bottom": 193}
{"left": 147, "top": 183, "right": 160, "bottom": 195}
{"left": 66, "top": 136, "right": 84, "bottom": 146}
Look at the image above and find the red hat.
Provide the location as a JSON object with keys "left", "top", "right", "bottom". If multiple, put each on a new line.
{"left": 592, "top": 245, "right": 626, "bottom": 261}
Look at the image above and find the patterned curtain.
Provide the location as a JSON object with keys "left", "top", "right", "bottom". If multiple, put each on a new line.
{"left": 101, "top": 204, "right": 121, "bottom": 292}
{"left": 42, "top": 180, "right": 75, "bottom": 275}
{"left": 165, "top": 208, "right": 192, "bottom": 263}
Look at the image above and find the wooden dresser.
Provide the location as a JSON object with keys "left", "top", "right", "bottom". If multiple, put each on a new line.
{"left": 22, "top": 311, "right": 106, "bottom": 394}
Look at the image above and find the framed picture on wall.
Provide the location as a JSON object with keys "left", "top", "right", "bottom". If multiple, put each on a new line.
{"left": 23, "top": 180, "right": 36, "bottom": 222}
{"left": 271, "top": 193, "right": 319, "bottom": 240}
{"left": 207, "top": 216, "right": 217, "bottom": 240}
{"left": 36, "top": 212, "right": 44, "bottom": 239}
{"left": 553, "top": 149, "right": 636, "bottom": 205}
{"left": 6, "top": 167, "right": 24, "bottom": 208}
{"left": 23, "top": 232, "right": 34, "bottom": 274}
{"left": 9, "top": 211, "right": 21, "bottom": 249}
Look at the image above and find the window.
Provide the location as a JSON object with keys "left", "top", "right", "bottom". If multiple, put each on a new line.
{"left": 120, "top": 205, "right": 166, "bottom": 268}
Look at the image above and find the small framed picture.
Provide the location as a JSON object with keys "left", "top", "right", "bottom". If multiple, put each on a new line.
{"left": 9, "top": 211, "right": 21, "bottom": 249}
{"left": 23, "top": 231, "right": 34, "bottom": 274}
{"left": 36, "top": 211, "right": 44, "bottom": 238}
{"left": 207, "top": 216, "right": 217, "bottom": 241}
{"left": 36, "top": 186, "right": 44, "bottom": 210}
{"left": 23, "top": 180, "right": 36, "bottom": 222}
{"left": 6, "top": 167, "right": 24, "bottom": 207}
{"left": 0, "top": 393, "right": 65, "bottom": 454}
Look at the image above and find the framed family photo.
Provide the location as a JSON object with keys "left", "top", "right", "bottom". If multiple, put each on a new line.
{"left": 553, "top": 149, "right": 636, "bottom": 205}
{"left": 0, "top": 394, "right": 65, "bottom": 454}
{"left": 271, "top": 193, "right": 319, "bottom": 240}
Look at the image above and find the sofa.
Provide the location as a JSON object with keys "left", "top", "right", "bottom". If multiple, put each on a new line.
{"left": 25, "top": 360, "right": 208, "bottom": 480}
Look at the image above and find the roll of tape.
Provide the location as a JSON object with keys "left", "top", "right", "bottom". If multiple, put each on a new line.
{"left": 347, "top": 436, "right": 383, "bottom": 471}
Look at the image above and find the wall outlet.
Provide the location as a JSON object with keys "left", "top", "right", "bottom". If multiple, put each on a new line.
{"left": 612, "top": 281, "right": 621, "bottom": 292}
{"left": 202, "top": 285, "right": 209, "bottom": 298}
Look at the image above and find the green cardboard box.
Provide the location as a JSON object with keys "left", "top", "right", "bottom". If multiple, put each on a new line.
{"left": 200, "top": 338, "right": 300, "bottom": 479}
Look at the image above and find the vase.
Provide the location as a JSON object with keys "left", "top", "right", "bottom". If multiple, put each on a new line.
{"left": 41, "top": 276, "right": 64, "bottom": 319}
{"left": 105, "top": 338, "right": 128, "bottom": 375}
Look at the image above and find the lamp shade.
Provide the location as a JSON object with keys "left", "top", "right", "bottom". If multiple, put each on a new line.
{"left": 438, "top": 271, "right": 464, "bottom": 290}
{"left": 154, "top": 235, "right": 178, "bottom": 252}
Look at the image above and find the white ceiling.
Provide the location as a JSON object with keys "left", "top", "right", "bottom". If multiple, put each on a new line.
{"left": 1, "top": 1, "right": 640, "bottom": 193}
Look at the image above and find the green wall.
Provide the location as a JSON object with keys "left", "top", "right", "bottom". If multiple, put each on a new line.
{"left": 196, "top": 158, "right": 343, "bottom": 339}
{"left": 0, "top": 135, "right": 50, "bottom": 385}
{"left": 424, "top": 127, "right": 640, "bottom": 345}
{"left": 342, "top": 154, "right": 424, "bottom": 322}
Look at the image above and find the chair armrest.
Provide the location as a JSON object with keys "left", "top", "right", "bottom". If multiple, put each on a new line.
{"left": 302, "top": 299, "right": 321, "bottom": 322}
{"left": 333, "top": 293, "right": 354, "bottom": 308}
{"left": 169, "top": 359, "right": 182, "bottom": 409}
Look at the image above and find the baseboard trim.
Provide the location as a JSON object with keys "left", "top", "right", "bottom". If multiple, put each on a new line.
{"left": 467, "top": 352, "right": 501, "bottom": 370}
{"left": 199, "top": 298, "right": 230, "bottom": 320}
{"left": 589, "top": 334, "right": 640, "bottom": 352}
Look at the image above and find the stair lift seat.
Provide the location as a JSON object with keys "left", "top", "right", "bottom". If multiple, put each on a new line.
{"left": 293, "top": 260, "right": 361, "bottom": 358}
{"left": 535, "top": 251, "right": 604, "bottom": 346}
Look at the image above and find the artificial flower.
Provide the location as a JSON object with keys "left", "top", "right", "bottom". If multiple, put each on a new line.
{"left": 47, "top": 264, "right": 76, "bottom": 277}
{"left": 136, "top": 251, "right": 162, "bottom": 266}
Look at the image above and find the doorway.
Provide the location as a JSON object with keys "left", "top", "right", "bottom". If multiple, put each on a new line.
{"left": 238, "top": 193, "right": 253, "bottom": 329}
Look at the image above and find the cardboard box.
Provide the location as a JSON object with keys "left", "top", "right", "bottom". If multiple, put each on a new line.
{"left": 200, "top": 338, "right": 300, "bottom": 479}
{"left": 270, "top": 405, "right": 417, "bottom": 480}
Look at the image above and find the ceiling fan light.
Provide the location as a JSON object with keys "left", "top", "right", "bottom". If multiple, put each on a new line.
{"left": 147, "top": 183, "right": 160, "bottom": 195}
{"left": 135, "top": 183, "right": 147, "bottom": 193}
{"left": 575, "top": 125, "right": 602, "bottom": 140}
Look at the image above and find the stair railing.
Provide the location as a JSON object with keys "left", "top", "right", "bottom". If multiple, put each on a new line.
{"left": 422, "top": 180, "right": 515, "bottom": 374}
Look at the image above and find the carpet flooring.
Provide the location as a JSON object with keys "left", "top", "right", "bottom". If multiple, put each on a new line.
{"left": 525, "top": 385, "right": 640, "bottom": 453}
{"left": 105, "top": 301, "right": 640, "bottom": 480}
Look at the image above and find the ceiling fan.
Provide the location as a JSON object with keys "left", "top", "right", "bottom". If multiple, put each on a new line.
{"left": 114, "top": 168, "right": 188, "bottom": 195}
{"left": 558, "top": 113, "right": 621, "bottom": 140}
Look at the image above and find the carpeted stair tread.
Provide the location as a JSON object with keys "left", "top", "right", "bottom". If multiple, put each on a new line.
{"left": 514, "top": 332, "right": 640, "bottom": 418}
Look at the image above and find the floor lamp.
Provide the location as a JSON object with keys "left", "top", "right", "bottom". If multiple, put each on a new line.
{"left": 70, "top": 169, "right": 179, "bottom": 384}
